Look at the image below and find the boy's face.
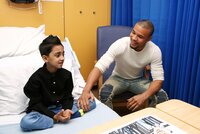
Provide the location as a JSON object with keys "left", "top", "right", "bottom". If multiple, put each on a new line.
{"left": 42, "top": 45, "right": 65, "bottom": 73}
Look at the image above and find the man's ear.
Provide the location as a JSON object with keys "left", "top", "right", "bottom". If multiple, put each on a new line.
{"left": 42, "top": 55, "right": 48, "bottom": 63}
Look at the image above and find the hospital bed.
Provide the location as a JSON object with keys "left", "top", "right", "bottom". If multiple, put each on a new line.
{"left": 0, "top": 25, "right": 119, "bottom": 134}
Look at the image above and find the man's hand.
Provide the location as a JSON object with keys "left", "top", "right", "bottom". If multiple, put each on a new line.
{"left": 77, "top": 67, "right": 101, "bottom": 111}
{"left": 126, "top": 79, "right": 163, "bottom": 112}
{"left": 78, "top": 91, "right": 94, "bottom": 112}
{"left": 127, "top": 94, "right": 147, "bottom": 111}
{"left": 53, "top": 109, "right": 72, "bottom": 123}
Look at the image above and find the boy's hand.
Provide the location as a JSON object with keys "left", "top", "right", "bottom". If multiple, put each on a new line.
{"left": 53, "top": 109, "right": 72, "bottom": 123}
{"left": 63, "top": 109, "right": 73, "bottom": 118}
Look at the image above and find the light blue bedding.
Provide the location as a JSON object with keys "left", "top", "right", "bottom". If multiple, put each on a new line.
{"left": 0, "top": 103, "right": 120, "bottom": 134}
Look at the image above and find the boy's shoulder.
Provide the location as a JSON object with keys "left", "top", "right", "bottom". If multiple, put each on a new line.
{"left": 29, "top": 67, "right": 43, "bottom": 77}
{"left": 31, "top": 67, "right": 72, "bottom": 77}
{"left": 59, "top": 68, "right": 72, "bottom": 75}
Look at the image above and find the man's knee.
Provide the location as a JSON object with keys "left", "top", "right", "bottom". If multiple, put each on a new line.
{"left": 148, "top": 89, "right": 168, "bottom": 107}
{"left": 156, "top": 89, "right": 169, "bottom": 104}
{"left": 99, "top": 84, "right": 113, "bottom": 103}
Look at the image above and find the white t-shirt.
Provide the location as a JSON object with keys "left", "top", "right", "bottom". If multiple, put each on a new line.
{"left": 95, "top": 37, "right": 164, "bottom": 81}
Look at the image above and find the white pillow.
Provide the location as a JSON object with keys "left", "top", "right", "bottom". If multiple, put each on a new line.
{"left": 63, "top": 59, "right": 85, "bottom": 99}
{"left": 0, "top": 52, "right": 43, "bottom": 115}
{"left": 0, "top": 25, "right": 46, "bottom": 58}
{"left": 62, "top": 38, "right": 84, "bottom": 99}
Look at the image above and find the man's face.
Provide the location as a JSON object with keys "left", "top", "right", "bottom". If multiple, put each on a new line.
{"left": 43, "top": 45, "right": 65, "bottom": 72}
{"left": 130, "top": 24, "right": 152, "bottom": 51}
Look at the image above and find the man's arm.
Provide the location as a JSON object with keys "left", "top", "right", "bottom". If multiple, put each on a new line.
{"left": 127, "top": 80, "right": 163, "bottom": 111}
{"left": 78, "top": 67, "right": 102, "bottom": 111}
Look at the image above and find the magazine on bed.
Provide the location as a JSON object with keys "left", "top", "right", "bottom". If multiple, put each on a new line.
{"left": 101, "top": 115, "right": 186, "bottom": 134}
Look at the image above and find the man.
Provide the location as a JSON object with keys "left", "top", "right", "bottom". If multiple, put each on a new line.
{"left": 78, "top": 19, "right": 168, "bottom": 112}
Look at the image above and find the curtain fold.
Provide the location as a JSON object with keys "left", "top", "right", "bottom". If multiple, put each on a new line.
{"left": 111, "top": 0, "right": 200, "bottom": 107}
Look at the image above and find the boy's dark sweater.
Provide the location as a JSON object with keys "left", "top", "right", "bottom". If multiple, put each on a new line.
{"left": 24, "top": 64, "right": 74, "bottom": 118}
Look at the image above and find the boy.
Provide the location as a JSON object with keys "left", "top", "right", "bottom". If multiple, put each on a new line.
{"left": 20, "top": 35, "right": 96, "bottom": 131}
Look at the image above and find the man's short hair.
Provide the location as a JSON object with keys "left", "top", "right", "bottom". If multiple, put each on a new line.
{"left": 137, "top": 19, "right": 154, "bottom": 36}
{"left": 39, "top": 35, "right": 63, "bottom": 56}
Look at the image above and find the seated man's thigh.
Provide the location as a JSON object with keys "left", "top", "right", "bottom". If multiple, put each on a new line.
{"left": 129, "top": 78, "right": 151, "bottom": 94}
{"left": 99, "top": 75, "right": 128, "bottom": 103}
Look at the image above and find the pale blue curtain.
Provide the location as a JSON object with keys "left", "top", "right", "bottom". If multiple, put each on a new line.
{"left": 111, "top": 0, "right": 200, "bottom": 107}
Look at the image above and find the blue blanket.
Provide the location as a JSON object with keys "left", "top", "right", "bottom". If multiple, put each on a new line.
{"left": 0, "top": 103, "right": 120, "bottom": 134}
